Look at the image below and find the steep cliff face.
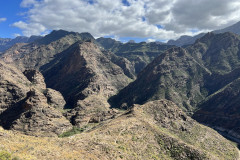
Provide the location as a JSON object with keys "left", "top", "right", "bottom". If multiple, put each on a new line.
{"left": 193, "top": 78, "right": 240, "bottom": 139}
{"left": 0, "top": 61, "right": 30, "bottom": 113}
{"left": 0, "top": 61, "right": 72, "bottom": 136}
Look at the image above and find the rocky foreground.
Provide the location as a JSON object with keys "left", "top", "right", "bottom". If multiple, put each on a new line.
{"left": 0, "top": 100, "right": 239, "bottom": 160}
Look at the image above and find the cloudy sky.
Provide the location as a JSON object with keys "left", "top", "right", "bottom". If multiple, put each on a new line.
{"left": 1, "top": 0, "right": 240, "bottom": 42}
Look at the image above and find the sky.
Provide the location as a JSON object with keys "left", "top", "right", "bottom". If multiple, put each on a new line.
{"left": 1, "top": 0, "right": 240, "bottom": 42}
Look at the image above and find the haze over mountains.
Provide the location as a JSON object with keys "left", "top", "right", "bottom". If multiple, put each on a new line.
{"left": 167, "top": 21, "right": 240, "bottom": 46}
{"left": 0, "top": 36, "right": 42, "bottom": 52}
{"left": 0, "top": 20, "right": 240, "bottom": 159}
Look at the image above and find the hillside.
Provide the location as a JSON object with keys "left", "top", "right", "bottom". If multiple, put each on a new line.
{"left": 0, "top": 100, "right": 238, "bottom": 160}
{"left": 109, "top": 47, "right": 210, "bottom": 113}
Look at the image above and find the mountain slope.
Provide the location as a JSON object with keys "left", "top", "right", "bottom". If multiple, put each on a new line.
{"left": 193, "top": 77, "right": 240, "bottom": 140}
{"left": 110, "top": 47, "right": 210, "bottom": 113}
{"left": 40, "top": 41, "right": 132, "bottom": 127}
{"left": 111, "top": 32, "right": 240, "bottom": 112}
{"left": 96, "top": 37, "right": 122, "bottom": 51}
{"left": 41, "top": 41, "right": 131, "bottom": 106}
{"left": 167, "top": 33, "right": 205, "bottom": 47}
{"left": 214, "top": 21, "right": 240, "bottom": 35}
{"left": 187, "top": 32, "right": 240, "bottom": 75}
{"left": 167, "top": 20, "right": 240, "bottom": 47}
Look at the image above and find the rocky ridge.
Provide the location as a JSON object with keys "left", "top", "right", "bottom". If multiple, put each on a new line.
{"left": 0, "top": 61, "right": 72, "bottom": 136}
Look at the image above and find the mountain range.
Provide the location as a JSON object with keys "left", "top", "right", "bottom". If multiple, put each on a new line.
{"left": 0, "top": 35, "right": 42, "bottom": 52}
{"left": 111, "top": 31, "right": 240, "bottom": 141}
{"left": 0, "top": 27, "right": 240, "bottom": 159}
{"left": 167, "top": 20, "right": 240, "bottom": 46}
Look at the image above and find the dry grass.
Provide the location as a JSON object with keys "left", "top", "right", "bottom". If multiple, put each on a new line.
{"left": 0, "top": 101, "right": 239, "bottom": 160}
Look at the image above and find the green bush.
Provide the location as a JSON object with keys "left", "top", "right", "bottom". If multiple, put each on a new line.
{"left": 58, "top": 127, "right": 85, "bottom": 138}
{"left": 0, "top": 151, "right": 11, "bottom": 160}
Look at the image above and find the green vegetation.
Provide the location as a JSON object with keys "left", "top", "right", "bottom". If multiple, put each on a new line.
{"left": 58, "top": 126, "right": 86, "bottom": 138}
{"left": 0, "top": 151, "right": 19, "bottom": 160}
{"left": 0, "top": 151, "right": 11, "bottom": 160}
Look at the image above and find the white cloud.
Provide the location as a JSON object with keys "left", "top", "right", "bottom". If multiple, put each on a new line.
{"left": 13, "top": 0, "right": 240, "bottom": 40}
{"left": 13, "top": 33, "right": 21, "bottom": 37}
{"left": 146, "top": 38, "right": 156, "bottom": 43}
{"left": 0, "top": 18, "right": 6, "bottom": 23}
{"left": 12, "top": 21, "right": 46, "bottom": 36}
{"left": 20, "top": 0, "right": 38, "bottom": 7}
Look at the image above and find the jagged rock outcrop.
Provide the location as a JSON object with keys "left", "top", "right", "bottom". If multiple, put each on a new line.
{"left": 43, "top": 88, "right": 66, "bottom": 109}
{"left": 64, "top": 95, "right": 119, "bottom": 127}
{"left": 24, "top": 69, "right": 66, "bottom": 109}
{"left": 23, "top": 69, "right": 46, "bottom": 89}
{"left": 0, "top": 61, "right": 30, "bottom": 113}
{"left": 96, "top": 37, "right": 122, "bottom": 51}
{"left": 0, "top": 89, "right": 72, "bottom": 137}
{"left": 0, "top": 61, "right": 72, "bottom": 136}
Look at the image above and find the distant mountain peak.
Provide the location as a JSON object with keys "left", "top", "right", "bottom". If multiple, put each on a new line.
{"left": 36, "top": 30, "right": 94, "bottom": 45}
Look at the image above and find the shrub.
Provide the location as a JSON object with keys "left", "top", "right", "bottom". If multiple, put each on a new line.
{"left": 58, "top": 127, "right": 85, "bottom": 138}
{"left": 0, "top": 151, "right": 11, "bottom": 160}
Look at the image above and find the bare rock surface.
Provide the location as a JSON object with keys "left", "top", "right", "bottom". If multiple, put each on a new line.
{"left": 0, "top": 61, "right": 71, "bottom": 136}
